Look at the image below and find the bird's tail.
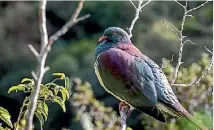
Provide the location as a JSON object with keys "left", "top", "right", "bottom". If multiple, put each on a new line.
{"left": 159, "top": 101, "right": 209, "bottom": 130}
{"left": 181, "top": 108, "right": 209, "bottom": 130}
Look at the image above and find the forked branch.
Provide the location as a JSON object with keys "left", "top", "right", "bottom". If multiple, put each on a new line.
{"left": 169, "top": 0, "right": 211, "bottom": 86}
{"left": 25, "top": 0, "right": 90, "bottom": 130}
{"left": 128, "top": 0, "right": 151, "bottom": 38}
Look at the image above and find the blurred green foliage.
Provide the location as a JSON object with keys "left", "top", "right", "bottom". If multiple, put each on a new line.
{"left": 0, "top": 1, "right": 212, "bottom": 130}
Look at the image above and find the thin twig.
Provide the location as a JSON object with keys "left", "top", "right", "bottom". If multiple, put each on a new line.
{"left": 48, "top": 1, "right": 90, "bottom": 45}
{"left": 171, "top": 0, "right": 208, "bottom": 85}
{"left": 204, "top": 46, "right": 212, "bottom": 55}
{"left": 140, "top": 0, "right": 152, "bottom": 10}
{"left": 28, "top": 44, "right": 39, "bottom": 59}
{"left": 163, "top": 20, "right": 180, "bottom": 39}
{"left": 129, "top": 0, "right": 137, "bottom": 10}
{"left": 128, "top": 1, "right": 142, "bottom": 38}
{"left": 25, "top": 0, "right": 89, "bottom": 129}
{"left": 161, "top": 54, "right": 174, "bottom": 69}
{"left": 25, "top": 1, "right": 48, "bottom": 129}
{"left": 172, "top": 56, "right": 213, "bottom": 87}
{"left": 187, "top": 1, "right": 208, "bottom": 13}
{"left": 175, "top": 0, "right": 185, "bottom": 9}
{"left": 183, "top": 39, "right": 196, "bottom": 45}
{"left": 128, "top": 0, "right": 152, "bottom": 38}
{"left": 31, "top": 71, "right": 38, "bottom": 81}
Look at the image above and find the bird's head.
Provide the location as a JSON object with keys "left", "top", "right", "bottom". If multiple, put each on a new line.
{"left": 95, "top": 27, "right": 131, "bottom": 58}
{"left": 98, "top": 27, "right": 131, "bottom": 44}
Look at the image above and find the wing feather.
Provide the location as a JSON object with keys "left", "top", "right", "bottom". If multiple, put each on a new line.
{"left": 95, "top": 48, "right": 157, "bottom": 106}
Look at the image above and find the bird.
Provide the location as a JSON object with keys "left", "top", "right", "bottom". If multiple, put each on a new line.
{"left": 94, "top": 27, "right": 209, "bottom": 130}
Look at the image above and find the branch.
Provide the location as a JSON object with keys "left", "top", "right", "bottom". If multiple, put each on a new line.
{"left": 162, "top": 20, "right": 180, "bottom": 39}
{"left": 172, "top": 55, "right": 213, "bottom": 87}
{"left": 129, "top": 0, "right": 137, "bottom": 10}
{"left": 161, "top": 54, "right": 174, "bottom": 69}
{"left": 187, "top": 1, "right": 208, "bottom": 13}
{"left": 127, "top": 0, "right": 151, "bottom": 38}
{"left": 28, "top": 44, "right": 39, "bottom": 59}
{"left": 25, "top": 0, "right": 89, "bottom": 130}
{"left": 171, "top": 0, "right": 208, "bottom": 85}
{"left": 25, "top": 1, "right": 48, "bottom": 129}
{"left": 120, "top": 106, "right": 129, "bottom": 130}
{"left": 48, "top": 1, "right": 90, "bottom": 45}
{"left": 204, "top": 46, "right": 212, "bottom": 55}
{"left": 140, "top": 0, "right": 152, "bottom": 10}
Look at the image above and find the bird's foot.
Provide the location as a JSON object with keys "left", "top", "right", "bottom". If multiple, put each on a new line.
{"left": 119, "top": 101, "right": 133, "bottom": 117}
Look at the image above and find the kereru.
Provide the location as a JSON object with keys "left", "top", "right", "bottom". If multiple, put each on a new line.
{"left": 94, "top": 27, "right": 209, "bottom": 130}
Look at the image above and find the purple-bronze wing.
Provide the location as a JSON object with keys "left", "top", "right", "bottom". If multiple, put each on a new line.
{"left": 95, "top": 46, "right": 166, "bottom": 122}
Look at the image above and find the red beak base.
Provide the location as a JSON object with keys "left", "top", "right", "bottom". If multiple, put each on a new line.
{"left": 98, "top": 36, "right": 108, "bottom": 43}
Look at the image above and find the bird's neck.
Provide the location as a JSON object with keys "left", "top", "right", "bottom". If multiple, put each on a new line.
{"left": 95, "top": 42, "right": 115, "bottom": 58}
{"left": 95, "top": 41, "right": 133, "bottom": 59}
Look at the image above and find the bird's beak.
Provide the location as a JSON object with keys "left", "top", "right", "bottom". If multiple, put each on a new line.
{"left": 98, "top": 36, "right": 108, "bottom": 43}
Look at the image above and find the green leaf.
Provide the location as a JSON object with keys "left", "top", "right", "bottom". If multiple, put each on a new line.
{"left": 21, "top": 78, "right": 34, "bottom": 84}
{"left": 45, "top": 82, "right": 58, "bottom": 88}
{"left": 38, "top": 101, "right": 48, "bottom": 116}
{"left": 35, "top": 112, "right": 44, "bottom": 129}
{"left": 47, "top": 90, "right": 54, "bottom": 97}
{"left": 53, "top": 87, "right": 59, "bottom": 95}
{"left": 0, "top": 113, "right": 13, "bottom": 128}
{"left": 0, "top": 108, "right": 12, "bottom": 129}
{"left": 52, "top": 73, "right": 65, "bottom": 80}
{"left": 65, "top": 77, "right": 70, "bottom": 90}
{"left": 53, "top": 97, "right": 66, "bottom": 112}
{"left": 8, "top": 85, "right": 25, "bottom": 93}
{"left": 60, "top": 89, "right": 66, "bottom": 102}
{"left": 40, "top": 88, "right": 54, "bottom": 99}
{"left": 43, "top": 102, "right": 48, "bottom": 116}
{"left": 36, "top": 108, "right": 47, "bottom": 121}
{"left": 0, "top": 107, "right": 10, "bottom": 115}
{"left": 60, "top": 87, "right": 69, "bottom": 101}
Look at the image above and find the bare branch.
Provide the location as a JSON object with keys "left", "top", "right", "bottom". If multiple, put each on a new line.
{"left": 129, "top": 0, "right": 137, "bottom": 10}
{"left": 127, "top": 1, "right": 142, "bottom": 38}
{"left": 183, "top": 39, "right": 196, "bottom": 45}
{"left": 175, "top": 0, "right": 185, "bottom": 9}
{"left": 161, "top": 54, "right": 174, "bottom": 69}
{"left": 171, "top": 0, "right": 208, "bottom": 85}
{"left": 163, "top": 20, "right": 180, "bottom": 39}
{"left": 172, "top": 42, "right": 184, "bottom": 84}
{"left": 172, "top": 56, "right": 213, "bottom": 87}
{"left": 186, "top": 14, "right": 194, "bottom": 18}
{"left": 25, "top": 0, "right": 89, "bottom": 129}
{"left": 44, "top": 66, "right": 50, "bottom": 73}
{"left": 187, "top": 1, "right": 208, "bottom": 13}
{"left": 168, "top": 21, "right": 180, "bottom": 33}
{"left": 25, "top": 1, "right": 48, "bottom": 129}
{"left": 140, "top": 0, "right": 152, "bottom": 10}
{"left": 31, "top": 71, "right": 38, "bottom": 81}
{"left": 204, "top": 46, "right": 213, "bottom": 55}
{"left": 120, "top": 106, "right": 129, "bottom": 130}
{"left": 28, "top": 44, "right": 39, "bottom": 59}
{"left": 128, "top": 0, "right": 151, "bottom": 38}
{"left": 48, "top": 0, "right": 90, "bottom": 45}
